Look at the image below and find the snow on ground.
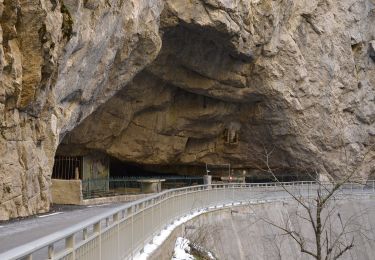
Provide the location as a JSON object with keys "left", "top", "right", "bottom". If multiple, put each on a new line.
{"left": 171, "top": 237, "right": 216, "bottom": 260}
{"left": 171, "top": 237, "right": 194, "bottom": 260}
{"left": 134, "top": 209, "right": 208, "bottom": 260}
{"left": 133, "top": 201, "right": 259, "bottom": 259}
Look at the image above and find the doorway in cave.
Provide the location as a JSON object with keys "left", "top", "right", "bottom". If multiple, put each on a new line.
{"left": 51, "top": 152, "right": 111, "bottom": 201}
{"left": 52, "top": 155, "right": 83, "bottom": 180}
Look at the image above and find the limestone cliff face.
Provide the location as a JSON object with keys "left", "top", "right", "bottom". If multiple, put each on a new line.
{"left": 1, "top": 0, "right": 375, "bottom": 220}
{"left": 0, "top": 0, "right": 162, "bottom": 220}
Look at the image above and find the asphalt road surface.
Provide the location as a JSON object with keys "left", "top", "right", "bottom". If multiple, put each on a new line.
{"left": 0, "top": 203, "right": 125, "bottom": 253}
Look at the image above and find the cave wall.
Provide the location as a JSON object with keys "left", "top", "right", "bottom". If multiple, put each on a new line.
{"left": 1, "top": 0, "right": 375, "bottom": 220}
{"left": 64, "top": 0, "right": 375, "bottom": 177}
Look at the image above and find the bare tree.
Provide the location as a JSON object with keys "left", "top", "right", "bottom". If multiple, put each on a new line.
{"left": 181, "top": 218, "right": 220, "bottom": 260}
{"left": 249, "top": 145, "right": 374, "bottom": 260}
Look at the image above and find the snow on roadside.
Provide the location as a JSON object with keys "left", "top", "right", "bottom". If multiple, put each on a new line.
{"left": 134, "top": 203, "right": 237, "bottom": 260}
{"left": 171, "top": 237, "right": 195, "bottom": 260}
{"left": 134, "top": 209, "right": 208, "bottom": 260}
{"left": 171, "top": 237, "right": 216, "bottom": 260}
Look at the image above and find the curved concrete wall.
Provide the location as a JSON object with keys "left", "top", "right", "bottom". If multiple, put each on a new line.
{"left": 151, "top": 198, "right": 375, "bottom": 260}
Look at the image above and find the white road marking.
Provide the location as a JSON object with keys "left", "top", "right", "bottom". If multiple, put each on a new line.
{"left": 38, "top": 212, "right": 63, "bottom": 218}
{"left": 96, "top": 203, "right": 110, "bottom": 207}
{"left": 87, "top": 203, "right": 110, "bottom": 208}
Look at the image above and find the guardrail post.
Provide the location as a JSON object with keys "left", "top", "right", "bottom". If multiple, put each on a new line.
{"left": 185, "top": 190, "right": 188, "bottom": 216}
{"left": 151, "top": 198, "right": 154, "bottom": 236}
{"left": 131, "top": 206, "right": 134, "bottom": 259}
{"left": 174, "top": 190, "right": 177, "bottom": 219}
{"left": 114, "top": 213, "right": 119, "bottom": 259}
{"left": 159, "top": 197, "right": 162, "bottom": 232}
{"left": 207, "top": 185, "right": 210, "bottom": 208}
{"left": 232, "top": 184, "right": 234, "bottom": 203}
{"left": 224, "top": 185, "right": 226, "bottom": 203}
{"left": 308, "top": 183, "right": 310, "bottom": 198}
{"left": 179, "top": 192, "right": 182, "bottom": 217}
{"left": 94, "top": 222, "right": 101, "bottom": 260}
{"left": 172, "top": 192, "right": 175, "bottom": 220}
{"left": 66, "top": 234, "right": 75, "bottom": 259}
{"left": 215, "top": 185, "right": 218, "bottom": 205}
{"left": 83, "top": 228, "right": 88, "bottom": 240}
{"left": 47, "top": 245, "right": 54, "bottom": 259}
{"left": 142, "top": 202, "right": 145, "bottom": 251}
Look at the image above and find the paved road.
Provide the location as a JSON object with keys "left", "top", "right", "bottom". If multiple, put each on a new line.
{"left": 0, "top": 203, "right": 126, "bottom": 253}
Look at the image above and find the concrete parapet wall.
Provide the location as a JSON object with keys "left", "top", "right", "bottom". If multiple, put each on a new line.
{"left": 51, "top": 179, "right": 154, "bottom": 205}
{"left": 150, "top": 199, "right": 375, "bottom": 260}
{"left": 51, "top": 179, "right": 83, "bottom": 205}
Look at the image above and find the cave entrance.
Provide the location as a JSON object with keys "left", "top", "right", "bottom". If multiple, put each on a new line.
{"left": 51, "top": 148, "right": 312, "bottom": 203}
{"left": 50, "top": 150, "right": 204, "bottom": 202}
{"left": 51, "top": 152, "right": 111, "bottom": 202}
{"left": 52, "top": 153, "right": 110, "bottom": 181}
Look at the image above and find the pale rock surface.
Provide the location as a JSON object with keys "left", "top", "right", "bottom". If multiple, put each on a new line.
{"left": 65, "top": 0, "right": 375, "bottom": 178}
{"left": 0, "top": 0, "right": 162, "bottom": 220}
{"left": 1, "top": 0, "right": 375, "bottom": 219}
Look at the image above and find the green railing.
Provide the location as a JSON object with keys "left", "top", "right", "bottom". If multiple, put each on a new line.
{"left": 82, "top": 176, "right": 204, "bottom": 199}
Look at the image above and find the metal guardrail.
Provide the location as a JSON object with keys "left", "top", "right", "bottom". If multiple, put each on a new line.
{"left": 1, "top": 181, "right": 374, "bottom": 260}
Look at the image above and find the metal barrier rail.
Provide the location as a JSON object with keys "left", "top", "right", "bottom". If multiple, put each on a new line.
{"left": 1, "top": 181, "right": 374, "bottom": 260}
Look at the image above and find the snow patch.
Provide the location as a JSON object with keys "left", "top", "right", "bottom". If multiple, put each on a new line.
{"left": 171, "top": 237, "right": 216, "bottom": 260}
{"left": 172, "top": 237, "right": 194, "bottom": 260}
{"left": 134, "top": 209, "right": 207, "bottom": 260}
{"left": 133, "top": 201, "right": 253, "bottom": 259}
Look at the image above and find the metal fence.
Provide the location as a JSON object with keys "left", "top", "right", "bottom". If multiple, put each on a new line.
{"left": 1, "top": 181, "right": 374, "bottom": 260}
{"left": 52, "top": 156, "right": 82, "bottom": 180}
{"left": 82, "top": 177, "right": 204, "bottom": 199}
